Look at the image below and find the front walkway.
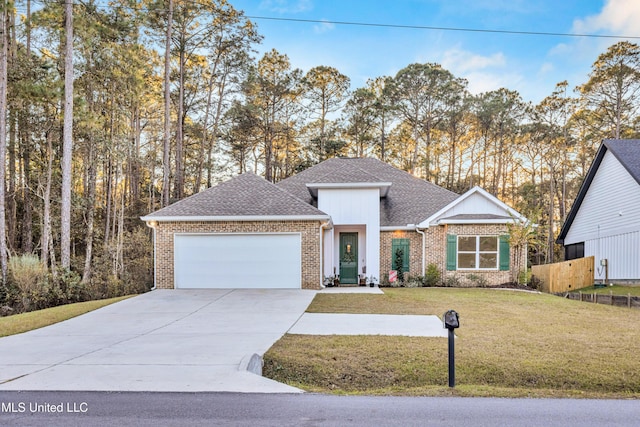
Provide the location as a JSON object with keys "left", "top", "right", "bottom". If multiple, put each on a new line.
{"left": 319, "top": 285, "right": 384, "bottom": 294}
{"left": 290, "top": 313, "right": 447, "bottom": 337}
{"left": 309, "top": 286, "right": 447, "bottom": 337}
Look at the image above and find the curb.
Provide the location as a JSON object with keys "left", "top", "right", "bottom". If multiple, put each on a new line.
{"left": 239, "top": 353, "right": 263, "bottom": 376}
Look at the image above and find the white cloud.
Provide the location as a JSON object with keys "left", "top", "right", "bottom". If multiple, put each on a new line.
{"left": 432, "top": 47, "right": 521, "bottom": 95}
{"left": 538, "top": 62, "right": 554, "bottom": 75}
{"left": 464, "top": 71, "right": 524, "bottom": 96}
{"left": 313, "top": 20, "right": 335, "bottom": 34}
{"left": 440, "top": 48, "right": 506, "bottom": 74}
{"left": 259, "top": 0, "right": 313, "bottom": 14}
{"left": 572, "top": 0, "right": 640, "bottom": 36}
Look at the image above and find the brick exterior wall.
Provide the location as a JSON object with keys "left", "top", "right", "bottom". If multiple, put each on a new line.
{"left": 380, "top": 224, "right": 526, "bottom": 287}
{"left": 153, "top": 220, "right": 323, "bottom": 290}
{"left": 444, "top": 224, "right": 521, "bottom": 286}
{"left": 380, "top": 230, "right": 424, "bottom": 281}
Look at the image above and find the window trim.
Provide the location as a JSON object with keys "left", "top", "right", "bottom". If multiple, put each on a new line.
{"left": 456, "top": 235, "right": 499, "bottom": 271}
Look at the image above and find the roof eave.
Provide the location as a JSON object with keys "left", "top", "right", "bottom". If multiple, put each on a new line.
{"left": 306, "top": 182, "right": 392, "bottom": 198}
{"left": 140, "top": 214, "right": 332, "bottom": 223}
{"left": 556, "top": 141, "right": 608, "bottom": 244}
{"left": 436, "top": 218, "right": 516, "bottom": 225}
{"left": 380, "top": 225, "right": 419, "bottom": 231}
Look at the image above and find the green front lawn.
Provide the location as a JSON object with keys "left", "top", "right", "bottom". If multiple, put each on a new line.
{"left": 263, "top": 288, "right": 640, "bottom": 398}
{"left": 572, "top": 285, "right": 640, "bottom": 296}
{"left": 0, "top": 296, "right": 133, "bottom": 337}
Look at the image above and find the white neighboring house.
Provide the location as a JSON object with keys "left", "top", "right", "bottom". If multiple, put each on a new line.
{"left": 557, "top": 139, "right": 640, "bottom": 283}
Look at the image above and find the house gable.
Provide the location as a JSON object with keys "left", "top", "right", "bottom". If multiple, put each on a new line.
{"left": 558, "top": 139, "right": 640, "bottom": 244}
{"left": 418, "top": 186, "right": 526, "bottom": 228}
{"left": 563, "top": 149, "right": 640, "bottom": 245}
{"left": 556, "top": 139, "right": 640, "bottom": 281}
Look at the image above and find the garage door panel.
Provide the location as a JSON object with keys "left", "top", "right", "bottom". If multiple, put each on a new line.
{"left": 174, "top": 234, "right": 301, "bottom": 289}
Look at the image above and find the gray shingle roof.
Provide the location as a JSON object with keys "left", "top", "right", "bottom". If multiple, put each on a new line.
{"left": 277, "top": 157, "right": 459, "bottom": 227}
{"left": 144, "top": 172, "right": 328, "bottom": 219}
{"left": 605, "top": 139, "right": 640, "bottom": 185}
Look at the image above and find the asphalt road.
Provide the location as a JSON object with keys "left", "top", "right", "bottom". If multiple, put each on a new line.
{"left": 1, "top": 391, "right": 638, "bottom": 427}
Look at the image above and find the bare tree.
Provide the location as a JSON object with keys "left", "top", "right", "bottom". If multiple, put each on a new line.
{"left": 0, "top": 0, "right": 10, "bottom": 281}
{"left": 162, "top": 0, "right": 173, "bottom": 207}
{"left": 60, "top": 0, "right": 73, "bottom": 269}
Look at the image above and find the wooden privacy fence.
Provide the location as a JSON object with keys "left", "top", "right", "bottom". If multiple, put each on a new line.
{"left": 532, "top": 256, "right": 594, "bottom": 293}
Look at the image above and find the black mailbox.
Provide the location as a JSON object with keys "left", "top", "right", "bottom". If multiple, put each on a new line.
{"left": 443, "top": 310, "right": 459, "bottom": 330}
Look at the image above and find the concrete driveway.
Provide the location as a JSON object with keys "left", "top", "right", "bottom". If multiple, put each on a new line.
{"left": 0, "top": 289, "right": 316, "bottom": 393}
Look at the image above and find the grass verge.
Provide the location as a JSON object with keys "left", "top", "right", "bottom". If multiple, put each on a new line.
{"left": 0, "top": 296, "right": 133, "bottom": 337}
{"left": 571, "top": 285, "right": 640, "bottom": 296}
{"left": 264, "top": 288, "right": 640, "bottom": 398}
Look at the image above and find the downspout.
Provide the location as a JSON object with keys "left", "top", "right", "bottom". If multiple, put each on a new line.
{"left": 145, "top": 220, "right": 158, "bottom": 290}
{"left": 416, "top": 226, "right": 426, "bottom": 275}
{"left": 319, "top": 221, "right": 331, "bottom": 288}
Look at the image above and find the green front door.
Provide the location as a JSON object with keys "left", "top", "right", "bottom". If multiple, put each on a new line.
{"left": 339, "top": 233, "right": 358, "bottom": 284}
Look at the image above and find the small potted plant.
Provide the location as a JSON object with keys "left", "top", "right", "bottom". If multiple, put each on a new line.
{"left": 324, "top": 276, "right": 334, "bottom": 287}
{"left": 368, "top": 275, "right": 378, "bottom": 287}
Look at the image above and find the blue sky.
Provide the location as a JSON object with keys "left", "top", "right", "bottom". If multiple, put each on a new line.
{"left": 229, "top": 0, "right": 640, "bottom": 104}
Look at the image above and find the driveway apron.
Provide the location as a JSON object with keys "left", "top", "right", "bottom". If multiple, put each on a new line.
{"left": 0, "top": 289, "right": 316, "bottom": 392}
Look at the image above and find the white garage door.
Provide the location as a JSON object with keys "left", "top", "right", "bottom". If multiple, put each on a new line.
{"left": 174, "top": 233, "right": 301, "bottom": 289}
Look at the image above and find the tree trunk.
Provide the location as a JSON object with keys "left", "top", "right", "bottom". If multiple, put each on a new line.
{"left": 205, "top": 76, "right": 227, "bottom": 188}
{"left": 547, "top": 164, "right": 555, "bottom": 264}
{"left": 195, "top": 58, "right": 223, "bottom": 192}
{"left": 103, "top": 155, "right": 112, "bottom": 245}
{"left": 6, "top": 5, "right": 15, "bottom": 252}
{"left": 21, "top": 0, "right": 33, "bottom": 254}
{"left": 41, "top": 130, "right": 54, "bottom": 270}
{"left": 129, "top": 107, "right": 140, "bottom": 207}
{"left": 7, "top": 104, "right": 15, "bottom": 251}
{"left": 173, "top": 46, "right": 185, "bottom": 200}
{"left": 162, "top": 0, "right": 173, "bottom": 207}
{"left": 0, "top": 0, "right": 9, "bottom": 281}
{"left": 20, "top": 121, "right": 33, "bottom": 253}
{"left": 81, "top": 141, "right": 96, "bottom": 284}
{"left": 60, "top": 0, "right": 74, "bottom": 269}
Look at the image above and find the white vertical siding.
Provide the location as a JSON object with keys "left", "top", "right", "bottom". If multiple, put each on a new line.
{"left": 318, "top": 188, "right": 381, "bottom": 280}
{"left": 440, "top": 192, "right": 511, "bottom": 217}
{"left": 323, "top": 228, "right": 334, "bottom": 279}
{"left": 566, "top": 150, "right": 640, "bottom": 280}
{"left": 585, "top": 230, "right": 640, "bottom": 281}
{"left": 318, "top": 188, "right": 380, "bottom": 225}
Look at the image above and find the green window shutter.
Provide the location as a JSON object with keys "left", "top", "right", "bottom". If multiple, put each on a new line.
{"left": 446, "top": 234, "right": 457, "bottom": 271}
{"left": 391, "top": 238, "right": 410, "bottom": 271}
{"left": 499, "top": 235, "right": 510, "bottom": 271}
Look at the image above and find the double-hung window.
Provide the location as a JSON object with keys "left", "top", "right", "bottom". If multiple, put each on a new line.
{"left": 457, "top": 236, "right": 499, "bottom": 270}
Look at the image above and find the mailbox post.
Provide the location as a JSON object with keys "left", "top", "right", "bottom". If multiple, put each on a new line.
{"left": 442, "top": 310, "right": 459, "bottom": 388}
